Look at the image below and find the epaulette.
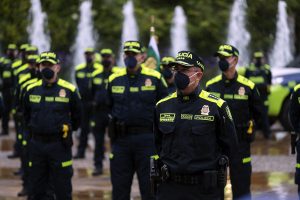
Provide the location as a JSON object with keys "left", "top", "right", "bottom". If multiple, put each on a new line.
{"left": 57, "top": 79, "right": 76, "bottom": 92}
{"left": 75, "top": 63, "right": 86, "bottom": 71}
{"left": 206, "top": 75, "right": 222, "bottom": 87}
{"left": 156, "top": 92, "right": 177, "bottom": 106}
{"left": 237, "top": 75, "right": 255, "bottom": 90}
{"left": 294, "top": 84, "right": 300, "bottom": 92}
{"left": 92, "top": 67, "right": 104, "bottom": 77}
{"left": 27, "top": 79, "right": 43, "bottom": 91}
{"left": 141, "top": 66, "right": 161, "bottom": 80}
{"left": 199, "top": 90, "right": 225, "bottom": 108}
{"left": 108, "top": 68, "right": 127, "bottom": 82}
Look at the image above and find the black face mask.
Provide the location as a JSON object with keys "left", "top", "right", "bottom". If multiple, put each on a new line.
{"left": 124, "top": 56, "right": 137, "bottom": 69}
{"left": 174, "top": 71, "right": 191, "bottom": 90}
{"left": 86, "top": 57, "right": 93, "bottom": 63}
{"left": 218, "top": 58, "right": 230, "bottom": 71}
{"left": 255, "top": 59, "right": 262, "bottom": 67}
{"left": 7, "top": 52, "right": 15, "bottom": 60}
{"left": 162, "top": 68, "right": 173, "bottom": 79}
{"left": 102, "top": 60, "right": 111, "bottom": 68}
{"left": 41, "top": 68, "right": 55, "bottom": 80}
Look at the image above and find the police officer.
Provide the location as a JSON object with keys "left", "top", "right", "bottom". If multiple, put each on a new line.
{"left": 90, "top": 48, "right": 120, "bottom": 176}
{"left": 289, "top": 84, "right": 300, "bottom": 199}
{"left": 23, "top": 52, "right": 81, "bottom": 200}
{"left": 0, "top": 44, "right": 18, "bottom": 136}
{"left": 206, "top": 44, "right": 265, "bottom": 199}
{"left": 160, "top": 56, "right": 176, "bottom": 94}
{"left": 240, "top": 51, "right": 272, "bottom": 139}
{"left": 153, "top": 50, "right": 239, "bottom": 200}
{"left": 74, "top": 48, "right": 102, "bottom": 159}
{"left": 107, "top": 40, "right": 168, "bottom": 200}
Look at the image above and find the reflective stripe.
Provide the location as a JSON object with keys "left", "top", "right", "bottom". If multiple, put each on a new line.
{"left": 76, "top": 72, "right": 85, "bottom": 78}
{"left": 130, "top": 87, "right": 139, "bottom": 92}
{"left": 90, "top": 121, "right": 96, "bottom": 127}
{"left": 224, "top": 94, "right": 233, "bottom": 99}
{"left": 45, "top": 97, "right": 54, "bottom": 102}
{"left": 109, "top": 153, "right": 114, "bottom": 159}
{"left": 29, "top": 161, "right": 32, "bottom": 167}
{"left": 55, "top": 97, "right": 69, "bottom": 103}
{"left": 29, "top": 95, "right": 41, "bottom": 103}
{"left": 93, "top": 78, "right": 102, "bottom": 85}
{"left": 296, "top": 163, "right": 300, "bottom": 168}
{"left": 234, "top": 94, "right": 248, "bottom": 100}
{"left": 112, "top": 86, "right": 125, "bottom": 94}
{"left": 22, "top": 140, "right": 27, "bottom": 146}
{"left": 151, "top": 155, "right": 160, "bottom": 160}
{"left": 18, "top": 134, "right": 23, "bottom": 140}
{"left": 61, "top": 160, "right": 73, "bottom": 167}
{"left": 141, "top": 86, "right": 156, "bottom": 91}
{"left": 2, "top": 71, "right": 11, "bottom": 78}
{"left": 249, "top": 76, "right": 264, "bottom": 84}
{"left": 242, "top": 157, "right": 251, "bottom": 164}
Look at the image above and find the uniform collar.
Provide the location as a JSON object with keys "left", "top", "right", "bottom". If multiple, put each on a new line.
{"left": 177, "top": 85, "right": 201, "bottom": 102}
{"left": 222, "top": 71, "right": 238, "bottom": 85}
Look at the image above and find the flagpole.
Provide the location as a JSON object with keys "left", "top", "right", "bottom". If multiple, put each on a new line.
{"left": 150, "top": 15, "right": 155, "bottom": 36}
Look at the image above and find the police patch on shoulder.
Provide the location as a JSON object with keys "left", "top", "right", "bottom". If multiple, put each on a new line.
{"left": 59, "top": 89, "right": 66, "bottom": 97}
{"left": 160, "top": 113, "right": 175, "bottom": 122}
{"left": 208, "top": 94, "right": 219, "bottom": 100}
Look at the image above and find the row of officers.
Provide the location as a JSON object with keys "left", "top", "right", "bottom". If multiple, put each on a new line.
{"left": 0, "top": 40, "right": 298, "bottom": 200}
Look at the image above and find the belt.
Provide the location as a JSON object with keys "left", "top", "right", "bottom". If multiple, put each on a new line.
{"left": 127, "top": 126, "right": 153, "bottom": 134}
{"left": 32, "top": 134, "right": 61, "bottom": 143}
{"left": 170, "top": 173, "right": 203, "bottom": 185}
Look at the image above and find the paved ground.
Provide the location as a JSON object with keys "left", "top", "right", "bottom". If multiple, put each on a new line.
{"left": 0, "top": 122, "right": 298, "bottom": 200}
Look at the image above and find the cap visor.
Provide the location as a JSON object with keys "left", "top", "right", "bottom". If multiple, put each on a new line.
{"left": 172, "top": 60, "right": 193, "bottom": 67}
{"left": 38, "top": 59, "right": 57, "bottom": 64}
{"left": 124, "top": 48, "right": 141, "bottom": 53}
{"left": 214, "top": 51, "right": 232, "bottom": 57}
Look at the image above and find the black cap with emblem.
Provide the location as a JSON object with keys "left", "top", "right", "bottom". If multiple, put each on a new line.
{"left": 172, "top": 51, "right": 205, "bottom": 71}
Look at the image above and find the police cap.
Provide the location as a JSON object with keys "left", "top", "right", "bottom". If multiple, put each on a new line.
{"left": 100, "top": 48, "right": 113, "bottom": 56}
{"left": 214, "top": 44, "right": 239, "bottom": 57}
{"left": 172, "top": 51, "right": 205, "bottom": 71}
{"left": 161, "top": 56, "right": 175, "bottom": 65}
{"left": 38, "top": 52, "right": 59, "bottom": 65}
{"left": 123, "top": 41, "right": 142, "bottom": 53}
{"left": 7, "top": 44, "right": 17, "bottom": 50}
{"left": 254, "top": 51, "right": 264, "bottom": 58}
{"left": 84, "top": 47, "right": 95, "bottom": 54}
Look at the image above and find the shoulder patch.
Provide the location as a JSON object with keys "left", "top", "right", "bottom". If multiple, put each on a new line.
{"left": 57, "top": 79, "right": 76, "bottom": 92}
{"left": 27, "top": 79, "right": 43, "bottom": 91}
{"left": 75, "top": 63, "right": 86, "bottom": 71}
{"left": 294, "top": 84, "right": 300, "bottom": 92}
{"left": 141, "top": 66, "right": 161, "bottom": 80}
{"left": 92, "top": 67, "right": 104, "bottom": 77}
{"left": 109, "top": 68, "right": 127, "bottom": 82}
{"left": 156, "top": 92, "right": 177, "bottom": 106}
{"left": 199, "top": 90, "right": 225, "bottom": 108}
{"left": 206, "top": 75, "right": 222, "bottom": 87}
{"left": 237, "top": 75, "right": 255, "bottom": 90}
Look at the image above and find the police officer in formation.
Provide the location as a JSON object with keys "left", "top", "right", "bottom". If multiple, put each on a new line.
{"left": 206, "top": 44, "right": 265, "bottom": 199}
{"left": 160, "top": 56, "right": 176, "bottom": 94}
{"left": 240, "top": 51, "right": 272, "bottom": 139}
{"left": 23, "top": 52, "right": 81, "bottom": 199}
{"left": 153, "top": 50, "right": 239, "bottom": 200}
{"left": 90, "top": 48, "right": 120, "bottom": 176}
{"left": 107, "top": 40, "right": 168, "bottom": 200}
{"left": 74, "top": 48, "right": 102, "bottom": 159}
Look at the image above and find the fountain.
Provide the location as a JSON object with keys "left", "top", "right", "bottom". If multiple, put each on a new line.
{"left": 269, "top": 0, "right": 294, "bottom": 68}
{"left": 72, "top": 0, "right": 97, "bottom": 67}
{"left": 227, "top": 0, "right": 250, "bottom": 67}
{"left": 118, "top": 1, "right": 139, "bottom": 66}
{"left": 27, "top": 0, "right": 51, "bottom": 53}
{"left": 170, "top": 6, "right": 189, "bottom": 57}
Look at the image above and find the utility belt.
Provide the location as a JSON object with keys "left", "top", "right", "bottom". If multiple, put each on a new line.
{"left": 236, "top": 120, "right": 255, "bottom": 142}
{"left": 32, "top": 134, "right": 61, "bottom": 143}
{"left": 108, "top": 115, "right": 152, "bottom": 142}
{"left": 150, "top": 155, "right": 229, "bottom": 194}
{"left": 31, "top": 124, "right": 73, "bottom": 147}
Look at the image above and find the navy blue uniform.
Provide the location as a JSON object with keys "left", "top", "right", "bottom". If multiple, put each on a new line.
{"left": 206, "top": 73, "right": 264, "bottom": 199}
{"left": 24, "top": 79, "right": 81, "bottom": 200}
{"left": 108, "top": 66, "right": 168, "bottom": 200}
{"left": 288, "top": 84, "right": 300, "bottom": 199}
{"left": 91, "top": 66, "right": 120, "bottom": 170}
{"left": 74, "top": 62, "right": 102, "bottom": 157}
{"left": 154, "top": 87, "right": 239, "bottom": 200}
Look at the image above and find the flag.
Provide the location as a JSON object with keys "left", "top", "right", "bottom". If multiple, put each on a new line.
{"left": 145, "top": 35, "right": 160, "bottom": 71}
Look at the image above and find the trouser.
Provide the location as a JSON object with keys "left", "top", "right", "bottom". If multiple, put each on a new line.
{"left": 77, "top": 102, "right": 93, "bottom": 156}
{"left": 110, "top": 132, "right": 155, "bottom": 200}
{"left": 157, "top": 180, "right": 221, "bottom": 200}
{"left": 230, "top": 140, "right": 252, "bottom": 200}
{"left": 260, "top": 97, "right": 270, "bottom": 138}
{"left": 92, "top": 111, "right": 109, "bottom": 168}
{"left": 2, "top": 90, "right": 12, "bottom": 133}
{"left": 295, "top": 140, "right": 300, "bottom": 199}
{"left": 28, "top": 139, "right": 73, "bottom": 200}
